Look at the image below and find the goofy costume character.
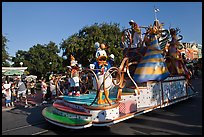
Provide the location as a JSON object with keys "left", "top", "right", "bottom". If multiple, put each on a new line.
{"left": 68, "top": 55, "right": 80, "bottom": 96}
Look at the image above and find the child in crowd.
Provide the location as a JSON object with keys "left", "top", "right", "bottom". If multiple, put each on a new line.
{"left": 16, "top": 77, "right": 28, "bottom": 108}
{"left": 63, "top": 77, "right": 70, "bottom": 95}
{"left": 50, "top": 75, "right": 56, "bottom": 99}
{"left": 10, "top": 83, "right": 16, "bottom": 106}
{"left": 30, "top": 80, "right": 36, "bottom": 98}
{"left": 41, "top": 78, "right": 48, "bottom": 104}
{"left": 59, "top": 78, "right": 65, "bottom": 96}
{"left": 4, "top": 88, "right": 12, "bottom": 107}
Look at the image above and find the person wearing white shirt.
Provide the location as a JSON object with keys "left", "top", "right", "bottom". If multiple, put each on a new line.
{"left": 16, "top": 78, "right": 28, "bottom": 108}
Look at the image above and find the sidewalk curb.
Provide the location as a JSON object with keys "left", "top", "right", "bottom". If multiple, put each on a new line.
{"left": 2, "top": 106, "right": 15, "bottom": 112}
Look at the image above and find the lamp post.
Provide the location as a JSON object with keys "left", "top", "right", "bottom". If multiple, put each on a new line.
{"left": 49, "top": 62, "right": 52, "bottom": 74}
{"left": 19, "top": 62, "right": 23, "bottom": 80}
{"left": 20, "top": 62, "right": 23, "bottom": 67}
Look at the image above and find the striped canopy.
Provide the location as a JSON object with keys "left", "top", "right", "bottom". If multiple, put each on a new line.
{"left": 3, "top": 70, "right": 24, "bottom": 76}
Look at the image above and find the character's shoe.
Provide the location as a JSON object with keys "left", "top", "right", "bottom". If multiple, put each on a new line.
{"left": 97, "top": 99, "right": 105, "bottom": 104}
{"left": 75, "top": 91, "right": 80, "bottom": 97}
{"left": 68, "top": 92, "right": 73, "bottom": 96}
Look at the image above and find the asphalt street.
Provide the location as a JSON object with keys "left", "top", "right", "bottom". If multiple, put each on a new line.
{"left": 2, "top": 77, "right": 202, "bottom": 135}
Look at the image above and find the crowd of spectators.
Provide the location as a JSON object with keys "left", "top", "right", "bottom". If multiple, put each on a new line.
{"left": 2, "top": 76, "right": 29, "bottom": 108}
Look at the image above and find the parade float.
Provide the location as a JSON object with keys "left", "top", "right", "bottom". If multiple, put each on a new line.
{"left": 42, "top": 18, "right": 198, "bottom": 129}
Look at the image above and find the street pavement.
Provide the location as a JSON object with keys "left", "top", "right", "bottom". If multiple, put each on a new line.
{"left": 2, "top": 77, "right": 202, "bottom": 135}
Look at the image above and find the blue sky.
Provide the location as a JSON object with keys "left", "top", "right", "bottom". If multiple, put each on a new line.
{"left": 2, "top": 2, "right": 202, "bottom": 57}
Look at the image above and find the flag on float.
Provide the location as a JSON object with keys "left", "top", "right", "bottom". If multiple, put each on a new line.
{"left": 154, "top": 8, "right": 160, "bottom": 13}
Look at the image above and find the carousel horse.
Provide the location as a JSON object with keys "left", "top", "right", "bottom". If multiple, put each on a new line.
{"left": 133, "top": 24, "right": 170, "bottom": 83}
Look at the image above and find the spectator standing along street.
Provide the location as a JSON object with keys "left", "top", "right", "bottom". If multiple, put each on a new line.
{"left": 16, "top": 77, "right": 28, "bottom": 108}
{"left": 50, "top": 75, "right": 56, "bottom": 99}
{"left": 41, "top": 78, "right": 48, "bottom": 104}
{"left": 4, "top": 88, "right": 11, "bottom": 107}
{"left": 10, "top": 83, "right": 16, "bottom": 106}
{"left": 30, "top": 80, "right": 36, "bottom": 98}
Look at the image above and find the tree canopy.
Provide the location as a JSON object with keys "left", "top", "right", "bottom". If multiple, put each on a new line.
{"left": 12, "top": 41, "right": 64, "bottom": 79}
{"left": 60, "top": 23, "right": 123, "bottom": 67}
{"left": 2, "top": 34, "right": 10, "bottom": 66}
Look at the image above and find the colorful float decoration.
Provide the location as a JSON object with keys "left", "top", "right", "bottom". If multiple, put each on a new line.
{"left": 42, "top": 18, "right": 198, "bottom": 129}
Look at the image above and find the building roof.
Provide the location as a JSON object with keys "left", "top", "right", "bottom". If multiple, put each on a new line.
{"left": 2, "top": 67, "right": 28, "bottom": 73}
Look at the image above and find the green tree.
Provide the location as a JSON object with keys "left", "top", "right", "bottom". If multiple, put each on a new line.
{"left": 2, "top": 34, "right": 10, "bottom": 66}
{"left": 12, "top": 41, "right": 64, "bottom": 79}
{"left": 12, "top": 50, "right": 28, "bottom": 67}
{"left": 60, "top": 23, "right": 123, "bottom": 67}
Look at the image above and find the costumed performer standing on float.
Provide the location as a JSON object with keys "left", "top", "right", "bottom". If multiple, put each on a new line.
{"left": 91, "top": 42, "right": 113, "bottom": 104}
{"left": 68, "top": 55, "right": 80, "bottom": 96}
